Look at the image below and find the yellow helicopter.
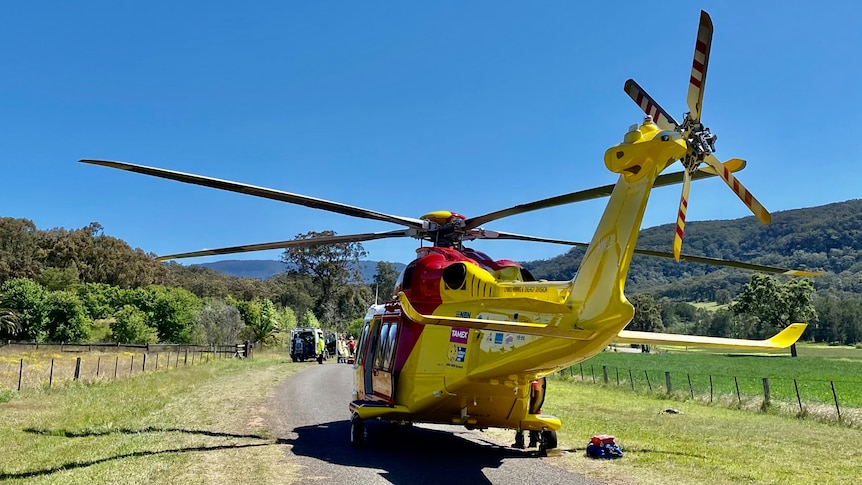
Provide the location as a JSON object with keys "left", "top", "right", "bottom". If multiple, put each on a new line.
{"left": 81, "top": 10, "right": 818, "bottom": 454}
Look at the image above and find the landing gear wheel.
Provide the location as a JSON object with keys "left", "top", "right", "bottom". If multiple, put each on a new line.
{"left": 350, "top": 414, "right": 365, "bottom": 447}
{"left": 538, "top": 430, "right": 557, "bottom": 456}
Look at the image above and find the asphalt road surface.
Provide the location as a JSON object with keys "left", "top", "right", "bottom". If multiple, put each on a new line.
{"left": 268, "top": 363, "right": 602, "bottom": 485}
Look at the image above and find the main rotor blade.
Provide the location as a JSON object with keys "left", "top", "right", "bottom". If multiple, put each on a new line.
{"left": 80, "top": 160, "right": 426, "bottom": 230}
{"left": 702, "top": 154, "right": 771, "bottom": 225}
{"left": 464, "top": 161, "right": 743, "bottom": 230}
{"left": 673, "top": 168, "right": 694, "bottom": 261}
{"left": 624, "top": 79, "right": 680, "bottom": 130}
{"left": 686, "top": 10, "right": 713, "bottom": 123}
{"left": 488, "top": 231, "right": 821, "bottom": 276}
{"left": 156, "top": 229, "right": 412, "bottom": 261}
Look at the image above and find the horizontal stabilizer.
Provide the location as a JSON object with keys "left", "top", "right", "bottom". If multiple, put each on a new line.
{"left": 397, "top": 294, "right": 594, "bottom": 340}
{"left": 614, "top": 323, "right": 807, "bottom": 350}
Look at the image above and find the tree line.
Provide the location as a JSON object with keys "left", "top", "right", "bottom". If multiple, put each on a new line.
{"left": 0, "top": 217, "right": 399, "bottom": 345}
{"left": 2, "top": 211, "right": 858, "bottom": 345}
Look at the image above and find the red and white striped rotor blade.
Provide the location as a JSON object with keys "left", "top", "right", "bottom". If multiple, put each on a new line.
{"left": 624, "top": 79, "right": 680, "bottom": 131}
{"left": 703, "top": 154, "right": 771, "bottom": 225}
{"left": 686, "top": 10, "right": 713, "bottom": 123}
{"left": 673, "top": 169, "right": 693, "bottom": 262}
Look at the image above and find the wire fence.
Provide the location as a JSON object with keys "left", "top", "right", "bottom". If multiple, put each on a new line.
{"left": 560, "top": 362, "right": 862, "bottom": 427}
{"left": 0, "top": 341, "right": 252, "bottom": 394}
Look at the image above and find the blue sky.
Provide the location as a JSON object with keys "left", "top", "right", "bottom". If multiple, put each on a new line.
{"left": 2, "top": 1, "right": 860, "bottom": 266}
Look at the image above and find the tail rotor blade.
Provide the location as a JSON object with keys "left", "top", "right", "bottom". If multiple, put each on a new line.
{"left": 624, "top": 79, "right": 680, "bottom": 130}
{"left": 673, "top": 169, "right": 693, "bottom": 261}
{"left": 686, "top": 10, "right": 713, "bottom": 123}
{"left": 703, "top": 154, "right": 771, "bottom": 225}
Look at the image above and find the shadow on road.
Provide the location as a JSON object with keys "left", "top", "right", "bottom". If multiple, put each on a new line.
{"left": 280, "top": 419, "right": 536, "bottom": 485}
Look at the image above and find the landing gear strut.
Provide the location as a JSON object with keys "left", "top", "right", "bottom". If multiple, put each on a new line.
{"left": 350, "top": 413, "right": 365, "bottom": 447}
{"left": 538, "top": 429, "right": 558, "bottom": 456}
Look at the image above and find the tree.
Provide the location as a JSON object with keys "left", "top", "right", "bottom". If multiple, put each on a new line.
{"left": 43, "top": 290, "right": 91, "bottom": 342}
{"left": 627, "top": 293, "right": 664, "bottom": 332}
{"left": 299, "top": 310, "right": 321, "bottom": 328}
{"left": 0, "top": 217, "right": 42, "bottom": 283}
{"left": 144, "top": 286, "right": 203, "bottom": 343}
{"left": 372, "top": 261, "right": 400, "bottom": 302}
{"left": 731, "top": 274, "right": 817, "bottom": 355}
{"left": 197, "top": 298, "right": 244, "bottom": 345}
{"left": 111, "top": 305, "right": 158, "bottom": 344}
{"left": 38, "top": 264, "right": 81, "bottom": 291}
{"left": 0, "top": 308, "right": 21, "bottom": 336}
{"left": 77, "top": 282, "right": 124, "bottom": 320}
{"left": 235, "top": 298, "right": 282, "bottom": 346}
{"left": 281, "top": 231, "right": 367, "bottom": 327}
{"left": 0, "top": 278, "right": 47, "bottom": 341}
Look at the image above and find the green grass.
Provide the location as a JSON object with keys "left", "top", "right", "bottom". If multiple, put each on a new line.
{"left": 537, "top": 380, "right": 862, "bottom": 485}
{"left": 577, "top": 344, "right": 862, "bottom": 412}
{"left": 0, "top": 352, "right": 305, "bottom": 484}
{"left": 3, "top": 346, "right": 860, "bottom": 485}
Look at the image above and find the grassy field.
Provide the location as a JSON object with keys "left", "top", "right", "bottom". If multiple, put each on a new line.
{"left": 576, "top": 344, "right": 862, "bottom": 419}
{"left": 527, "top": 379, "right": 862, "bottom": 485}
{"left": 0, "top": 345, "right": 224, "bottom": 396}
{"left": 0, "top": 352, "right": 305, "bottom": 485}
{"left": 1, "top": 347, "right": 861, "bottom": 484}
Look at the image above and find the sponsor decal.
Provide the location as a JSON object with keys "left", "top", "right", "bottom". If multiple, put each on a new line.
{"left": 494, "top": 333, "right": 504, "bottom": 345}
{"left": 450, "top": 327, "right": 469, "bottom": 343}
{"left": 447, "top": 345, "right": 467, "bottom": 365}
{"left": 455, "top": 310, "right": 471, "bottom": 318}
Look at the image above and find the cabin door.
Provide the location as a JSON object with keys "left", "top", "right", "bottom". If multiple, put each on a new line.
{"left": 355, "top": 320, "right": 376, "bottom": 399}
{"left": 370, "top": 316, "right": 399, "bottom": 403}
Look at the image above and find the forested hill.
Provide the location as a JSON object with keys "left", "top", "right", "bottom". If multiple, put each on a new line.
{"left": 522, "top": 199, "right": 862, "bottom": 301}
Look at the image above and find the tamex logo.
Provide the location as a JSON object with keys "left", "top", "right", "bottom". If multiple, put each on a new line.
{"left": 450, "top": 327, "right": 469, "bottom": 343}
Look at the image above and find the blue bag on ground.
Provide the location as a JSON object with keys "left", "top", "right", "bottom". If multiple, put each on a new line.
{"left": 586, "top": 434, "right": 623, "bottom": 459}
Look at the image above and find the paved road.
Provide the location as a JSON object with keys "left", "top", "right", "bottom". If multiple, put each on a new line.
{"left": 268, "top": 363, "right": 602, "bottom": 485}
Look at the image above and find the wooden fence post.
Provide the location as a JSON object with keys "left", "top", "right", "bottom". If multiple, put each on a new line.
{"left": 142, "top": 354, "right": 147, "bottom": 372}
{"left": 130, "top": 355, "right": 134, "bottom": 375}
{"left": 629, "top": 369, "right": 634, "bottom": 391}
{"left": 734, "top": 376, "right": 741, "bottom": 404}
{"left": 49, "top": 359, "right": 54, "bottom": 388}
{"left": 709, "top": 375, "right": 713, "bottom": 403}
{"left": 74, "top": 357, "right": 81, "bottom": 381}
{"left": 602, "top": 365, "right": 609, "bottom": 384}
{"left": 762, "top": 378, "right": 771, "bottom": 405}
{"left": 96, "top": 357, "right": 101, "bottom": 377}
{"left": 114, "top": 356, "right": 119, "bottom": 378}
{"left": 17, "top": 358, "right": 23, "bottom": 391}
{"left": 645, "top": 370, "right": 652, "bottom": 391}
{"left": 794, "top": 379, "right": 802, "bottom": 412}
{"left": 688, "top": 374, "right": 694, "bottom": 399}
{"left": 665, "top": 371, "right": 672, "bottom": 394}
{"left": 831, "top": 381, "right": 842, "bottom": 422}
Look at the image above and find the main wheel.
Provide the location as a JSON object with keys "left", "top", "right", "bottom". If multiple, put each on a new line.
{"left": 350, "top": 414, "right": 365, "bottom": 447}
{"left": 538, "top": 430, "right": 557, "bottom": 456}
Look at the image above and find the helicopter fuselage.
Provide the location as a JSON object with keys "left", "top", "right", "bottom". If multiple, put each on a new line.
{"left": 349, "top": 119, "right": 690, "bottom": 432}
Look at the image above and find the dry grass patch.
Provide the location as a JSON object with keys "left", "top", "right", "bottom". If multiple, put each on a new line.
{"left": 0, "top": 352, "right": 305, "bottom": 485}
